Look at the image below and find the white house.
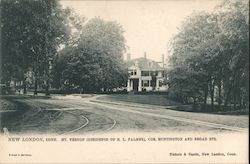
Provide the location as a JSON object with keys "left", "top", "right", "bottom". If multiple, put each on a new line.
{"left": 126, "top": 54, "right": 168, "bottom": 92}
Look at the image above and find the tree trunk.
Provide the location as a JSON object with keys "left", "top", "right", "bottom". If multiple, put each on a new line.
{"left": 33, "top": 51, "right": 38, "bottom": 95}
{"left": 224, "top": 86, "right": 232, "bottom": 107}
{"left": 14, "top": 79, "right": 17, "bottom": 94}
{"left": 45, "top": 79, "right": 50, "bottom": 96}
{"left": 239, "top": 93, "right": 243, "bottom": 108}
{"left": 218, "top": 80, "right": 222, "bottom": 111}
{"left": 34, "top": 79, "right": 38, "bottom": 95}
{"left": 209, "top": 79, "right": 215, "bottom": 111}
{"left": 203, "top": 83, "right": 208, "bottom": 111}
{"left": 44, "top": 2, "right": 51, "bottom": 96}
{"left": 233, "top": 92, "right": 236, "bottom": 111}
{"left": 34, "top": 71, "right": 38, "bottom": 95}
{"left": 23, "top": 79, "right": 27, "bottom": 94}
{"left": 202, "top": 84, "right": 208, "bottom": 111}
{"left": 45, "top": 64, "right": 50, "bottom": 96}
{"left": 192, "top": 97, "right": 195, "bottom": 110}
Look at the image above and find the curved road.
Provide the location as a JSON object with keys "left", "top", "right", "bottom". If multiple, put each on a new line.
{"left": 1, "top": 95, "right": 248, "bottom": 135}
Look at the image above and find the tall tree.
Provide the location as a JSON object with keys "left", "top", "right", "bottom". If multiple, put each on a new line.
{"left": 168, "top": 0, "right": 248, "bottom": 111}
{"left": 0, "top": 0, "right": 69, "bottom": 95}
{"left": 54, "top": 18, "right": 128, "bottom": 92}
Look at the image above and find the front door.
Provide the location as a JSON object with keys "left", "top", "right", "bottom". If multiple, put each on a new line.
{"left": 132, "top": 79, "right": 139, "bottom": 91}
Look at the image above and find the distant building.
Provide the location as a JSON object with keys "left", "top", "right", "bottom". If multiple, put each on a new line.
{"left": 126, "top": 53, "right": 168, "bottom": 92}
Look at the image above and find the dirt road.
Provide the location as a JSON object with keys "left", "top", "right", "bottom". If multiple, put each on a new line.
{"left": 1, "top": 95, "right": 248, "bottom": 135}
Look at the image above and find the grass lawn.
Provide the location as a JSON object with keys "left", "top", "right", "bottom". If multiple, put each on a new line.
{"left": 97, "top": 94, "right": 181, "bottom": 106}
{"left": 97, "top": 94, "right": 248, "bottom": 115}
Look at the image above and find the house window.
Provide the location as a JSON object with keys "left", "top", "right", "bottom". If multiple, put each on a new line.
{"left": 129, "top": 70, "right": 137, "bottom": 75}
{"left": 150, "top": 71, "right": 157, "bottom": 76}
{"left": 142, "top": 80, "right": 149, "bottom": 87}
{"left": 142, "top": 71, "right": 149, "bottom": 76}
{"left": 159, "top": 80, "right": 163, "bottom": 87}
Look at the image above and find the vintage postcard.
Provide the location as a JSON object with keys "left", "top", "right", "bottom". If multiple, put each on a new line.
{"left": 0, "top": 0, "right": 249, "bottom": 163}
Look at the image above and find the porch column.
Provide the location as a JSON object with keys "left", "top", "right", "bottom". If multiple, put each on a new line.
{"left": 156, "top": 79, "right": 159, "bottom": 88}
{"left": 127, "top": 79, "right": 130, "bottom": 92}
{"left": 138, "top": 78, "right": 142, "bottom": 92}
{"left": 131, "top": 79, "right": 133, "bottom": 90}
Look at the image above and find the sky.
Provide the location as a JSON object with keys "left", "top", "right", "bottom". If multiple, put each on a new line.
{"left": 60, "top": 0, "right": 220, "bottom": 62}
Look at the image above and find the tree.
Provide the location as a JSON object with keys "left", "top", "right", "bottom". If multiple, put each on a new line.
{"left": 168, "top": 12, "right": 220, "bottom": 109}
{"left": 53, "top": 18, "right": 128, "bottom": 92}
{"left": 1, "top": 0, "right": 70, "bottom": 95}
{"left": 168, "top": 0, "right": 248, "bottom": 112}
{"left": 216, "top": 0, "right": 249, "bottom": 110}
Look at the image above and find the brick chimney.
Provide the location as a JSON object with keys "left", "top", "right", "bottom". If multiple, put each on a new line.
{"left": 144, "top": 52, "right": 147, "bottom": 59}
{"left": 127, "top": 53, "right": 131, "bottom": 60}
{"left": 162, "top": 54, "right": 165, "bottom": 66}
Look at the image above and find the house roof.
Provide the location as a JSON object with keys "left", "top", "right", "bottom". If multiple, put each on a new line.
{"left": 126, "top": 57, "right": 163, "bottom": 70}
